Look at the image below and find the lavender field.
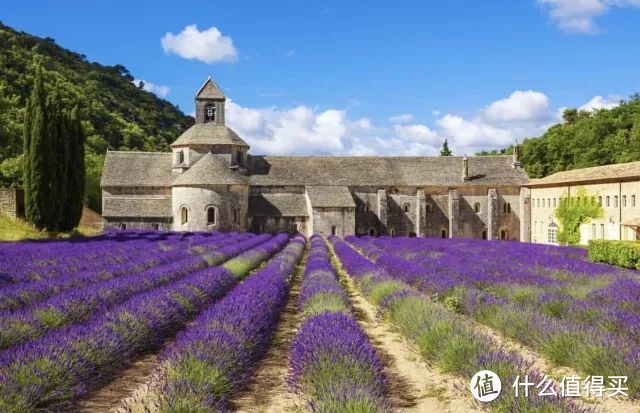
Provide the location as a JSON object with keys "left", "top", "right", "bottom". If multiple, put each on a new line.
{"left": 0, "top": 232, "right": 638, "bottom": 412}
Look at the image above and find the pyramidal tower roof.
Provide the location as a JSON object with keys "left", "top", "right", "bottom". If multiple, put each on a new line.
{"left": 195, "top": 75, "right": 225, "bottom": 100}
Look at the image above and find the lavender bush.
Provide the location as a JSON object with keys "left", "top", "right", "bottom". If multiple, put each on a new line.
{"left": 288, "top": 235, "right": 390, "bottom": 412}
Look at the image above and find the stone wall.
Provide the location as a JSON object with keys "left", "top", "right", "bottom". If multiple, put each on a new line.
{"left": 0, "top": 188, "right": 24, "bottom": 219}
{"left": 312, "top": 207, "right": 356, "bottom": 237}
{"left": 172, "top": 185, "right": 248, "bottom": 232}
{"left": 248, "top": 216, "right": 308, "bottom": 236}
{"left": 102, "top": 218, "right": 172, "bottom": 231}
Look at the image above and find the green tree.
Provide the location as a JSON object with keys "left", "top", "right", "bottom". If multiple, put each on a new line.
{"left": 60, "top": 107, "right": 85, "bottom": 231}
{"left": 440, "top": 139, "right": 453, "bottom": 156}
{"left": 555, "top": 188, "right": 603, "bottom": 245}
{"left": 24, "top": 65, "right": 56, "bottom": 230}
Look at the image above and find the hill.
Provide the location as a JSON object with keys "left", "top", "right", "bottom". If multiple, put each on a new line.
{"left": 477, "top": 97, "right": 640, "bottom": 178}
{"left": 520, "top": 97, "right": 640, "bottom": 178}
{"left": 0, "top": 22, "right": 194, "bottom": 211}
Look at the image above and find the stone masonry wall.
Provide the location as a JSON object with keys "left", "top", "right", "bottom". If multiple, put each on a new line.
{"left": 0, "top": 188, "right": 24, "bottom": 219}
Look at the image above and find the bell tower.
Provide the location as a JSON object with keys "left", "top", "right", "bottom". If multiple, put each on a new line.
{"left": 195, "top": 76, "right": 225, "bottom": 125}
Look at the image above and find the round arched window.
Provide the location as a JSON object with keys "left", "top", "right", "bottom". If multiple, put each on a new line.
{"left": 204, "top": 104, "right": 216, "bottom": 122}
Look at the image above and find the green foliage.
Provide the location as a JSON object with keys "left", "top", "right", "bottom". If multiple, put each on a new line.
{"left": 588, "top": 240, "right": 640, "bottom": 269}
{"left": 439, "top": 138, "right": 453, "bottom": 156}
{"left": 521, "top": 98, "right": 640, "bottom": 178}
{"left": 0, "top": 22, "right": 193, "bottom": 211}
{"left": 554, "top": 188, "right": 603, "bottom": 245}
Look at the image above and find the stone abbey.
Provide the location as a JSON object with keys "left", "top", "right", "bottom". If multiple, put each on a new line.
{"left": 100, "top": 76, "right": 533, "bottom": 240}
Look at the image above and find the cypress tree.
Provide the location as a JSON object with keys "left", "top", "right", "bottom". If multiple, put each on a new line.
{"left": 22, "top": 83, "right": 33, "bottom": 221}
{"left": 49, "top": 93, "right": 69, "bottom": 231}
{"left": 25, "top": 65, "right": 54, "bottom": 230}
{"left": 61, "top": 107, "right": 85, "bottom": 231}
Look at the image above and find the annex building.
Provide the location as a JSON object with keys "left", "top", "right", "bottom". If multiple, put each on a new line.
{"left": 100, "top": 76, "right": 532, "bottom": 239}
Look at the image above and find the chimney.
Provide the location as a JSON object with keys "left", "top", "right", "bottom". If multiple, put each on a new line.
{"left": 512, "top": 142, "right": 523, "bottom": 169}
{"left": 462, "top": 155, "right": 470, "bottom": 181}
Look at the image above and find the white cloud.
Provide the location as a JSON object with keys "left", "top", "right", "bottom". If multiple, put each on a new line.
{"left": 224, "top": 89, "right": 622, "bottom": 157}
{"left": 579, "top": 94, "right": 623, "bottom": 111}
{"left": 132, "top": 79, "right": 170, "bottom": 98}
{"left": 161, "top": 24, "right": 237, "bottom": 64}
{"left": 388, "top": 113, "right": 414, "bottom": 124}
{"left": 393, "top": 124, "right": 439, "bottom": 145}
{"left": 483, "top": 90, "right": 552, "bottom": 122}
{"left": 538, "top": 0, "right": 640, "bottom": 33}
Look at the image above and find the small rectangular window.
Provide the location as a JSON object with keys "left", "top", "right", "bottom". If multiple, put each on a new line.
{"left": 600, "top": 224, "right": 605, "bottom": 239}
{"left": 548, "top": 228, "right": 558, "bottom": 244}
{"left": 614, "top": 196, "right": 619, "bottom": 208}
{"left": 598, "top": 196, "right": 602, "bottom": 206}
{"left": 633, "top": 195, "right": 637, "bottom": 207}
{"left": 591, "top": 223, "right": 596, "bottom": 239}
{"left": 553, "top": 198, "right": 557, "bottom": 208}
{"left": 606, "top": 196, "right": 610, "bottom": 207}
{"left": 623, "top": 195, "right": 627, "bottom": 207}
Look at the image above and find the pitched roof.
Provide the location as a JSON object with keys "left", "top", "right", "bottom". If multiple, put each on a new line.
{"left": 248, "top": 193, "right": 308, "bottom": 217}
{"left": 172, "top": 153, "right": 248, "bottom": 186}
{"left": 306, "top": 186, "right": 355, "bottom": 207}
{"left": 195, "top": 76, "right": 225, "bottom": 100}
{"left": 247, "top": 155, "right": 528, "bottom": 187}
{"left": 170, "top": 123, "right": 249, "bottom": 148}
{"left": 102, "top": 197, "right": 172, "bottom": 218}
{"left": 101, "top": 151, "right": 173, "bottom": 187}
{"left": 527, "top": 161, "right": 640, "bottom": 187}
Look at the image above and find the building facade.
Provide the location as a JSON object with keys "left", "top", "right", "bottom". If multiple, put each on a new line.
{"left": 101, "top": 77, "right": 530, "bottom": 239}
{"left": 527, "top": 163, "right": 640, "bottom": 245}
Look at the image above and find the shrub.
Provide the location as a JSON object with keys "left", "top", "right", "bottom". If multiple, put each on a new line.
{"left": 588, "top": 240, "right": 640, "bottom": 269}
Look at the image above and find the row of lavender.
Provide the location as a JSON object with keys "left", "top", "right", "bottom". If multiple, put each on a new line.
{"left": 0, "top": 232, "right": 257, "bottom": 350}
{"left": 121, "top": 235, "right": 306, "bottom": 412}
{"left": 352, "top": 236, "right": 640, "bottom": 398}
{"left": 0, "top": 231, "right": 205, "bottom": 284}
{"left": 330, "top": 236, "right": 591, "bottom": 412}
{"left": 288, "top": 235, "right": 390, "bottom": 412}
{"left": 0, "top": 233, "right": 289, "bottom": 412}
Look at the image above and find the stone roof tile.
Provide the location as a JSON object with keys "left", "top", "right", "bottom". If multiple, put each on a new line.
{"left": 527, "top": 161, "right": 640, "bottom": 187}
{"left": 172, "top": 153, "right": 248, "bottom": 186}
{"left": 102, "top": 197, "right": 172, "bottom": 218}
{"left": 101, "top": 151, "right": 173, "bottom": 187}
{"left": 170, "top": 123, "right": 249, "bottom": 148}
{"left": 306, "top": 186, "right": 355, "bottom": 207}
{"left": 248, "top": 193, "right": 308, "bottom": 217}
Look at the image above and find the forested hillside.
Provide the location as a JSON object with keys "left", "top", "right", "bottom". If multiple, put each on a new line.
{"left": 0, "top": 22, "right": 194, "bottom": 211}
{"left": 478, "top": 97, "right": 640, "bottom": 178}
{"left": 520, "top": 98, "right": 640, "bottom": 178}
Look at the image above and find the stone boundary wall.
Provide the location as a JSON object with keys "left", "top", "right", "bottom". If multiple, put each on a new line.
{"left": 0, "top": 188, "right": 24, "bottom": 219}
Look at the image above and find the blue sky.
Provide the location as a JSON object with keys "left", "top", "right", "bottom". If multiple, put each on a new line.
{"left": 3, "top": 0, "right": 640, "bottom": 155}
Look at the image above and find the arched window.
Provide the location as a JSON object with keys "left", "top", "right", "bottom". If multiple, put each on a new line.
{"left": 426, "top": 204, "right": 434, "bottom": 213}
{"left": 120, "top": 223, "right": 126, "bottom": 230}
{"left": 441, "top": 229, "right": 447, "bottom": 239}
{"left": 364, "top": 203, "right": 371, "bottom": 213}
{"left": 177, "top": 150, "right": 184, "bottom": 165}
{"left": 233, "top": 208, "right": 238, "bottom": 223}
{"left": 331, "top": 225, "right": 337, "bottom": 236}
{"left": 181, "top": 207, "right": 188, "bottom": 225}
{"left": 204, "top": 104, "right": 216, "bottom": 122}
{"left": 501, "top": 229, "right": 508, "bottom": 240}
{"left": 474, "top": 202, "right": 481, "bottom": 213}
{"left": 153, "top": 223, "right": 159, "bottom": 231}
{"left": 291, "top": 222, "right": 298, "bottom": 233}
{"left": 503, "top": 203, "right": 511, "bottom": 214}
{"left": 368, "top": 228, "right": 376, "bottom": 236}
{"left": 207, "top": 207, "right": 216, "bottom": 225}
{"left": 482, "top": 230, "right": 487, "bottom": 240}
{"left": 390, "top": 228, "right": 396, "bottom": 237}
{"left": 403, "top": 203, "right": 410, "bottom": 213}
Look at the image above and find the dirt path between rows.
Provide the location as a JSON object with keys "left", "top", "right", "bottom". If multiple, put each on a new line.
{"left": 472, "top": 321, "right": 640, "bottom": 413}
{"left": 342, "top": 275, "right": 478, "bottom": 413}
{"left": 74, "top": 340, "right": 171, "bottom": 413}
{"left": 229, "top": 264, "right": 307, "bottom": 412}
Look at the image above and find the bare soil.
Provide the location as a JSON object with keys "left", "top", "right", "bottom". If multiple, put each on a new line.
{"left": 229, "top": 271, "right": 307, "bottom": 412}
{"left": 342, "top": 275, "right": 479, "bottom": 413}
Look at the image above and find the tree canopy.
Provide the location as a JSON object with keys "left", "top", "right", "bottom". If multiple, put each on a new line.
{"left": 0, "top": 22, "right": 193, "bottom": 211}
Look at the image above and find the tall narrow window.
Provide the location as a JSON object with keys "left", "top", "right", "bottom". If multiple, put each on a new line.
{"left": 614, "top": 196, "right": 619, "bottom": 208}
{"left": 634, "top": 195, "right": 637, "bottom": 207}
{"left": 598, "top": 196, "right": 602, "bottom": 206}
{"left": 153, "top": 223, "right": 159, "bottom": 231}
{"left": 441, "top": 229, "right": 447, "bottom": 239}
{"left": 233, "top": 208, "right": 238, "bottom": 223}
{"left": 600, "top": 224, "right": 605, "bottom": 239}
{"left": 207, "top": 207, "right": 216, "bottom": 225}
{"left": 482, "top": 230, "right": 487, "bottom": 240}
{"left": 364, "top": 203, "right": 371, "bottom": 213}
{"left": 591, "top": 223, "right": 596, "bottom": 239}
{"left": 291, "top": 223, "right": 298, "bottom": 233}
{"left": 474, "top": 203, "right": 481, "bottom": 213}
{"left": 623, "top": 195, "right": 627, "bottom": 207}
{"left": 403, "top": 203, "right": 410, "bottom": 213}
{"left": 501, "top": 229, "right": 508, "bottom": 240}
{"left": 181, "top": 207, "right": 188, "bottom": 225}
{"left": 204, "top": 104, "right": 215, "bottom": 122}
{"left": 606, "top": 196, "right": 610, "bottom": 207}
{"left": 331, "top": 225, "right": 337, "bottom": 236}
{"left": 177, "top": 150, "right": 184, "bottom": 165}
{"left": 390, "top": 228, "right": 396, "bottom": 237}
{"left": 548, "top": 227, "right": 558, "bottom": 244}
